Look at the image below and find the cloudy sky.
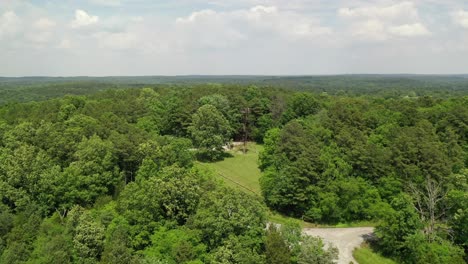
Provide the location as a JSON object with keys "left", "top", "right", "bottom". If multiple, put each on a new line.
{"left": 1, "top": 0, "right": 468, "bottom": 76}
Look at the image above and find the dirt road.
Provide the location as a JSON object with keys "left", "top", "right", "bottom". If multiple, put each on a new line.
{"left": 302, "top": 227, "right": 374, "bottom": 264}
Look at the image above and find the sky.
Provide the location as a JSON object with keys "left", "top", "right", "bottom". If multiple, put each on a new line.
{"left": 1, "top": 0, "right": 468, "bottom": 76}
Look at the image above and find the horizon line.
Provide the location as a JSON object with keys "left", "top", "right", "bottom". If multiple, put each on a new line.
{"left": 2, "top": 73, "right": 468, "bottom": 78}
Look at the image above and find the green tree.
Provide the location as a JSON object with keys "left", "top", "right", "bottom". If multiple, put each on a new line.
{"left": 0, "top": 203, "right": 42, "bottom": 264}
{"left": 58, "top": 135, "right": 120, "bottom": 207}
{"left": 28, "top": 214, "right": 74, "bottom": 264}
{"left": 259, "top": 128, "right": 281, "bottom": 171}
{"left": 0, "top": 204, "right": 14, "bottom": 255}
{"left": 297, "top": 236, "right": 338, "bottom": 264}
{"left": 189, "top": 104, "right": 232, "bottom": 161}
{"left": 72, "top": 212, "right": 105, "bottom": 262}
{"left": 260, "top": 120, "right": 321, "bottom": 215}
{"left": 101, "top": 217, "right": 137, "bottom": 264}
{"left": 282, "top": 92, "right": 321, "bottom": 122}
{"left": 375, "top": 194, "right": 423, "bottom": 259}
{"left": 211, "top": 235, "right": 265, "bottom": 264}
{"left": 404, "top": 232, "right": 465, "bottom": 264}
{"left": 190, "top": 188, "right": 267, "bottom": 249}
{"left": 265, "top": 225, "right": 290, "bottom": 264}
{"left": 143, "top": 226, "right": 206, "bottom": 264}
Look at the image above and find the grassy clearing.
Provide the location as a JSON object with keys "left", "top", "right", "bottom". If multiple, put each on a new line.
{"left": 326, "top": 221, "right": 377, "bottom": 228}
{"left": 353, "top": 245, "right": 396, "bottom": 264}
{"left": 268, "top": 214, "right": 376, "bottom": 229}
{"left": 199, "top": 142, "right": 263, "bottom": 195}
{"left": 268, "top": 212, "right": 322, "bottom": 228}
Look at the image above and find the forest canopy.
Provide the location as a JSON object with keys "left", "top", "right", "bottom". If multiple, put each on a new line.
{"left": 0, "top": 81, "right": 466, "bottom": 263}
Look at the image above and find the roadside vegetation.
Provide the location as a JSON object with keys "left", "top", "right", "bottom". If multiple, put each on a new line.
{"left": 353, "top": 245, "right": 397, "bottom": 264}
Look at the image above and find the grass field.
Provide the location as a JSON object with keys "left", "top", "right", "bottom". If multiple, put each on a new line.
{"left": 198, "top": 142, "right": 263, "bottom": 195}
{"left": 353, "top": 245, "right": 397, "bottom": 264}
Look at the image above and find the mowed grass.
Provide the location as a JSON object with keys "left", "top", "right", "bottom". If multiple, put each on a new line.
{"left": 353, "top": 245, "right": 396, "bottom": 264}
{"left": 199, "top": 142, "right": 263, "bottom": 195}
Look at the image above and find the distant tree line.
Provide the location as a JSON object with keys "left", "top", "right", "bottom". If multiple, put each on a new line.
{"left": 2, "top": 74, "right": 468, "bottom": 105}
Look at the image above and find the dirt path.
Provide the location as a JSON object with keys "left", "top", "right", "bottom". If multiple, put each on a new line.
{"left": 302, "top": 227, "right": 374, "bottom": 264}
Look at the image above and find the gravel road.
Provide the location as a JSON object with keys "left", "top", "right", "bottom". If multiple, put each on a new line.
{"left": 302, "top": 227, "right": 374, "bottom": 264}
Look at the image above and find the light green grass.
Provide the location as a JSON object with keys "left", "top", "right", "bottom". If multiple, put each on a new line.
{"left": 329, "top": 221, "right": 377, "bottom": 228}
{"left": 353, "top": 245, "right": 397, "bottom": 264}
{"left": 268, "top": 212, "right": 321, "bottom": 228}
{"left": 199, "top": 142, "right": 263, "bottom": 195}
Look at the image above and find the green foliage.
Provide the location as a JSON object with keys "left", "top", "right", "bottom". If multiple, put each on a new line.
{"left": 353, "top": 246, "right": 397, "bottom": 264}
{"left": 282, "top": 92, "right": 321, "bottom": 122}
{"left": 307, "top": 177, "right": 391, "bottom": 223}
{"left": 404, "top": 233, "right": 465, "bottom": 264}
{"left": 265, "top": 225, "right": 290, "bottom": 264}
{"left": 297, "top": 235, "right": 338, "bottom": 264}
{"left": 210, "top": 235, "right": 265, "bottom": 264}
{"left": 375, "top": 194, "right": 424, "bottom": 260}
{"left": 0, "top": 203, "right": 43, "bottom": 264}
{"left": 143, "top": 226, "right": 206, "bottom": 264}
{"left": 278, "top": 220, "right": 305, "bottom": 263}
{"left": 264, "top": 221, "right": 338, "bottom": 264}
{"left": 0, "top": 82, "right": 466, "bottom": 263}
{"left": 189, "top": 104, "right": 233, "bottom": 161}
{"left": 58, "top": 135, "right": 120, "bottom": 208}
{"left": 189, "top": 188, "right": 267, "bottom": 249}
{"left": 0, "top": 204, "right": 14, "bottom": 255}
{"left": 72, "top": 212, "right": 105, "bottom": 262}
{"left": 259, "top": 128, "right": 281, "bottom": 171}
{"left": 28, "top": 214, "right": 74, "bottom": 264}
{"left": 101, "top": 216, "right": 137, "bottom": 264}
{"left": 117, "top": 166, "right": 212, "bottom": 249}
{"left": 137, "top": 136, "right": 194, "bottom": 170}
{"left": 260, "top": 120, "right": 321, "bottom": 215}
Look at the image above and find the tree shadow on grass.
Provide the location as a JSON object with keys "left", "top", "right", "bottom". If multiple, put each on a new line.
{"left": 195, "top": 150, "right": 233, "bottom": 162}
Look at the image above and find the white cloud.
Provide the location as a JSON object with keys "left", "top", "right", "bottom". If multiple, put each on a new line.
{"left": 0, "top": 11, "right": 21, "bottom": 38}
{"left": 71, "top": 9, "right": 99, "bottom": 28}
{"left": 249, "top": 5, "right": 278, "bottom": 14}
{"left": 452, "top": 10, "right": 468, "bottom": 28}
{"left": 175, "top": 9, "right": 246, "bottom": 49}
{"left": 243, "top": 5, "right": 332, "bottom": 37}
{"left": 33, "top": 17, "right": 56, "bottom": 30}
{"left": 1, "top": 11, "right": 57, "bottom": 48}
{"left": 176, "top": 5, "right": 331, "bottom": 46}
{"left": 339, "top": 2, "right": 430, "bottom": 40}
{"left": 351, "top": 19, "right": 387, "bottom": 41}
{"left": 176, "top": 9, "right": 217, "bottom": 24}
{"left": 338, "top": 1, "right": 419, "bottom": 21}
{"left": 389, "top": 23, "right": 430, "bottom": 36}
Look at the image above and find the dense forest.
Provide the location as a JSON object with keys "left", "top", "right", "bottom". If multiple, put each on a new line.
{"left": 2, "top": 75, "right": 468, "bottom": 105}
{"left": 0, "top": 82, "right": 467, "bottom": 263}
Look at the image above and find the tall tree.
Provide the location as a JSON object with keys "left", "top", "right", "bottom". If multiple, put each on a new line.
{"left": 189, "top": 104, "right": 232, "bottom": 161}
